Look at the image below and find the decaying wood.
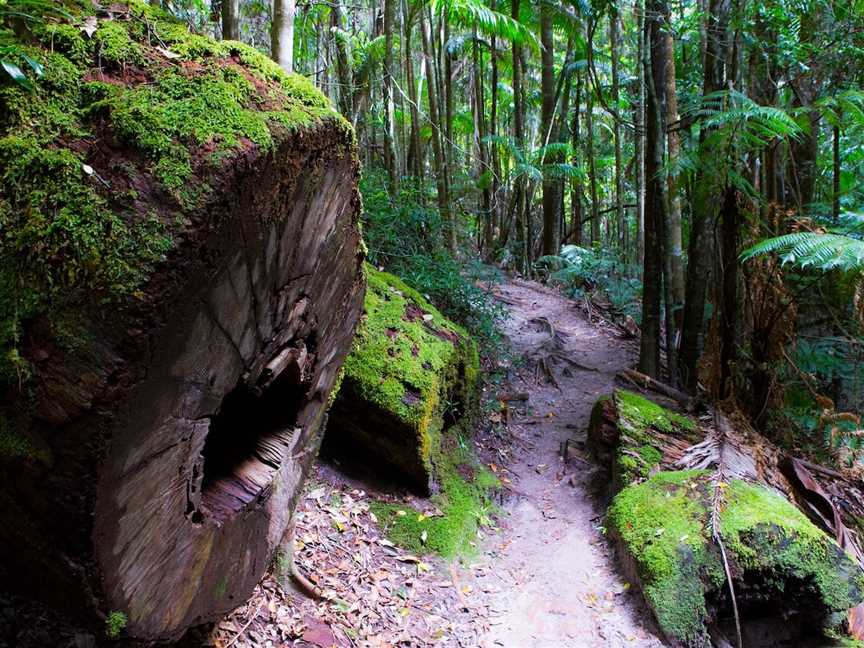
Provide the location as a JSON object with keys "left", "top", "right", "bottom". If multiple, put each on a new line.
{"left": 0, "top": 121, "right": 365, "bottom": 641}
{"left": 497, "top": 391, "right": 530, "bottom": 402}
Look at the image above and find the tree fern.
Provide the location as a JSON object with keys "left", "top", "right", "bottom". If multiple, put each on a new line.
{"left": 742, "top": 232, "right": 864, "bottom": 273}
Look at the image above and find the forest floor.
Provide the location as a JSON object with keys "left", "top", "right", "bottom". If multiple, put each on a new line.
{"left": 210, "top": 277, "right": 666, "bottom": 648}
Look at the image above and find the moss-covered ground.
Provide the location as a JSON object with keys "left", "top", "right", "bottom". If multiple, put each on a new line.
{"left": 370, "top": 433, "right": 499, "bottom": 558}
{"left": 0, "top": 0, "right": 344, "bottom": 388}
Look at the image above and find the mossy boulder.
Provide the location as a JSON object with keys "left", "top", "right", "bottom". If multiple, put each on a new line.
{"left": 324, "top": 265, "right": 480, "bottom": 493}
{"left": 0, "top": 3, "right": 364, "bottom": 642}
{"left": 591, "top": 394, "right": 864, "bottom": 646}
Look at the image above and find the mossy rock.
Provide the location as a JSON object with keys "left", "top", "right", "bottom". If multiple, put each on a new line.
{"left": 591, "top": 392, "right": 864, "bottom": 647}
{"left": 324, "top": 265, "right": 480, "bottom": 493}
{"left": 587, "top": 389, "right": 698, "bottom": 492}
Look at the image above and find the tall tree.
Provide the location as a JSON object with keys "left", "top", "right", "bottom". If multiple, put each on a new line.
{"left": 271, "top": 0, "right": 296, "bottom": 73}
{"left": 382, "top": 0, "right": 398, "bottom": 196}
{"left": 540, "top": 4, "right": 559, "bottom": 256}
{"left": 610, "top": 9, "right": 625, "bottom": 253}
{"left": 222, "top": 0, "right": 239, "bottom": 40}
{"left": 638, "top": 0, "right": 669, "bottom": 378}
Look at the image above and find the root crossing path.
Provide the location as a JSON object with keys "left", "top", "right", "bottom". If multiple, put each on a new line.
{"left": 465, "top": 279, "right": 665, "bottom": 648}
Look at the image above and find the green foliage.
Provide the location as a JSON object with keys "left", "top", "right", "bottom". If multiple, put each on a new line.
{"left": 742, "top": 231, "right": 864, "bottom": 273}
{"left": 536, "top": 244, "right": 642, "bottom": 321}
{"left": 361, "top": 170, "right": 506, "bottom": 353}
{"left": 105, "top": 611, "right": 127, "bottom": 639}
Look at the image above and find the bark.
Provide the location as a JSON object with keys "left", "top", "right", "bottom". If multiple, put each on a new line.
{"left": 663, "top": 16, "right": 685, "bottom": 312}
{"left": 540, "top": 5, "right": 559, "bottom": 256}
{"left": 610, "top": 10, "right": 625, "bottom": 254}
{"left": 570, "top": 70, "right": 583, "bottom": 246}
{"left": 221, "top": 0, "right": 239, "bottom": 41}
{"left": 586, "top": 65, "right": 600, "bottom": 245}
{"left": 472, "top": 31, "right": 492, "bottom": 254}
{"left": 403, "top": 0, "right": 422, "bottom": 181}
{"left": 634, "top": 0, "right": 646, "bottom": 265}
{"left": 638, "top": 0, "right": 668, "bottom": 379}
{"left": 511, "top": 0, "right": 527, "bottom": 271}
{"left": 271, "top": 0, "right": 296, "bottom": 73}
{"left": 489, "top": 2, "right": 501, "bottom": 251}
{"left": 679, "top": 0, "right": 730, "bottom": 390}
{"left": 382, "top": 0, "right": 398, "bottom": 197}
{"left": 833, "top": 124, "right": 841, "bottom": 221}
{"left": 420, "top": 6, "right": 453, "bottom": 250}
{"left": 331, "top": 0, "right": 353, "bottom": 118}
{"left": 0, "top": 122, "right": 365, "bottom": 641}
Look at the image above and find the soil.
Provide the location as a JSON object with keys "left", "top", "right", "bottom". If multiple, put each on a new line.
{"left": 459, "top": 278, "right": 665, "bottom": 648}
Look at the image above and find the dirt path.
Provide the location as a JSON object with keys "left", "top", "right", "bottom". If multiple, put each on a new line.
{"left": 461, "top": 278, "right": 665, "bottom": 648}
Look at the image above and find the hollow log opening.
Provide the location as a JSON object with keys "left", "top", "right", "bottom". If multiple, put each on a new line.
{"left": 708, "top": 571, "right": 833, "bottom": 647}
{"left": 194, "top": 341, "right": 314, "bottom": 523}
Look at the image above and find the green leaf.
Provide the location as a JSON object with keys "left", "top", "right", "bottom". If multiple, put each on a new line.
{"left": 1, "top": 60, "right": 32, "bottom": 89}
{"left": 21, "top": 54, "right": 43, "bottom": 77}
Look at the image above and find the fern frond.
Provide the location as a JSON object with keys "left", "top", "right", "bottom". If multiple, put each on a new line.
{"left": 741, "top": 232, "right": 864, "bottom": 273}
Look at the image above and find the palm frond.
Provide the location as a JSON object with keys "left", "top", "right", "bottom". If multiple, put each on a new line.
{"left": 432, "top": 0, "right": 540, "bottom": 51}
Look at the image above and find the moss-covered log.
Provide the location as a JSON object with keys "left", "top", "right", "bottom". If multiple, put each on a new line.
{"left": 323, "top": 266, "right": 479, "bottom": 493}
{"left": 0, "top": 4, "right": 364, "bottom": 642}
{"left": 590, "top": 392, "right": 864, "bottom": 647}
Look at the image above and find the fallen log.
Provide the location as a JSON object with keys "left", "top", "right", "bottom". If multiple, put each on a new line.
{"left": 589, "top": 391, "right": 864, "bottom": 647}
{"left": 0, "top": 7, "right": 364, "bottom": 642}
{"left": 617, "top": 368, "right": 693, "bottom": 409}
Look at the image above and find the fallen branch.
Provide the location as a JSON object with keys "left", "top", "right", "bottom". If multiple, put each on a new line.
{"left": 497, "top": 391, "right": 529, "bottom": 402}
{"left": 617, "top": 368, "right": 692, "bottom": 409}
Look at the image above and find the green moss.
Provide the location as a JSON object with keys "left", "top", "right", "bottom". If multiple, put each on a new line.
{"left": 610, "top": 390, "right": 696, "bottom": 486}
{"left": 371, "top": 437, "right": 498, "bottom": 558}
{"left": 609, "top": 470, "right": 712, "bottom": 645}
{"left": 105, "top": 611, "right": 127, "bottom": 639}
{"left": 94, "top": 21, "right": 143, "bottom": 66}
{"left": 609, "top": 471, "right": 864, "bottom": 646}
{"left": 719, "top": 480, "right": 864, "bottom": 612}
{"left": 340, "top": 265, "right": 479, "bottom": 478}
{"left": 0, "top": 1, "right": 345, "bottom": 387}
{"left": 0, "top": 416, "right": 50, "bottom": 464}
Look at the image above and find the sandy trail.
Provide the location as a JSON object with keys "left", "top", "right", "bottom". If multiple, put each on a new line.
{"left": 463, "top": 278, "right": 665, "bottom": 648}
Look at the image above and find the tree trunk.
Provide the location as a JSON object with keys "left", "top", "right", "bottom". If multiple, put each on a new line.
{"left": 420, "top": 6, "right": 453, "bottom": 250}
{"left": 0, "top": 119, "right": 364, "bottom": 642}
{"left": 634, "top": 0, "right": 646, "bottom": 265}
{"left": 222, "top": 0, "right": 239, "bottom": 40}
{"left": 271, "top": 0, "right": 295, "bottom": 73}
{"left": 511, "top": 0, "right": 527, "bottom": 271}
{"left": 833, "top": 124, "right": 841, "bottom": 221}
{"left": 570, "top": 70, "right": 583, "bottom": 246}
{"left": 490, "top": 1, "right": 501, "bottom": 252}
{"left": 331, "top": 0, "right": 353, "bottom": 118}
{"left": 403, "top": 0, "right": 422, "bottom": 182}
{"left": 610, "top": 10, "right": 625, "bottom": 254}
{"left": 663, "top": 16, "right": 685, "bottom": 311}
{"left": 638, "top": 0, "right": 668, "bottom": 379}
{"left": 382, "top": 0, "right": 398, "bottom": 197}
{"left": 679, "top": 0, "right": 730, "bottom": 390}
{"left": 472, "top": 31, "right": 492, "bottom": 254}
{"left": 586, "top": 66, "right": 600, "bottom": 245}
{"left": 540, "top": 4, "right": 559, "bottom": 256}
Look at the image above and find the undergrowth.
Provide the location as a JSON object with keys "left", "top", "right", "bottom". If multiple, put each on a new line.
{"left": 361, "top": 170, "right": 506, "bottom": 357}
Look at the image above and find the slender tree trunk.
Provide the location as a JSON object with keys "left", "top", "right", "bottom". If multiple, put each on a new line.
{"left": 663, "top": 17, "right": 684, "bottom": 309}
{"left": 490, "top": 1, "right": 501, "bottom": 251}
{"left": 420, "top": 7, "right": 453, "bottom": 250}
{"left": 222, "top": 0, "right": 239, "bottom": 40}
{"left": 639, "top": 0, "right": 669, "bottom": 379}
{"left": 586, "top": 64, "right": 600, "bottom": 245}
{"left": 382, "top": 0, "right": 398, "bottom": 197}
{"left": 511, "top": 0, "right": 527, "bottom": 271}
{"left": 570, "top": 70, "right": 583, "bottom": 246}
{"left": 833, "top": 124, "right": 841, "bottom": 222}
{"left": 271, "top": 0, "right": 295, "bottom": 73}
{"left": 635, "top": 0, "right": 646, "bottom": 264}
{"left": 610, "top": 10, "right": 625, "bottom": 255}
{"left": 540, "top": 5, "right": 559, "bottom": 256}
{"left": 472, "top": 30, "right": 492, "bottom": 253}
{"left": 556, "top": 37, "right": 575, "bottom": 250}
{"left": 679, "top": 0, "right": 731, "bottom": 390}
{"left": 331, "top": 1, "right": 353, "bottom": 118}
